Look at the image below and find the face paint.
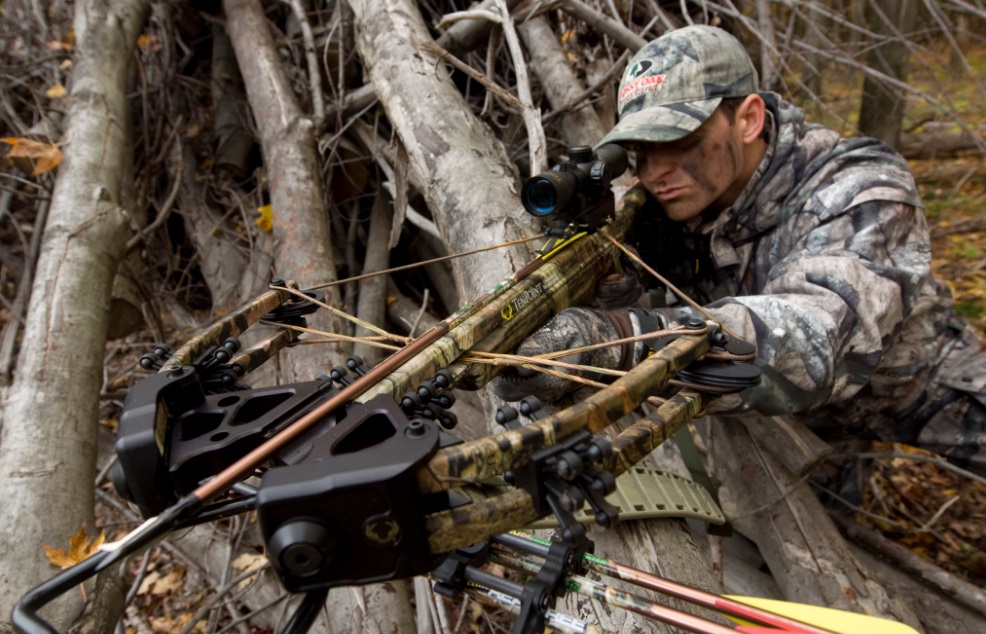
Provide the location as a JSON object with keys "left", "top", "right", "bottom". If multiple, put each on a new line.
{"left": 633, "top": 110, "right": 749, "bottom": 222}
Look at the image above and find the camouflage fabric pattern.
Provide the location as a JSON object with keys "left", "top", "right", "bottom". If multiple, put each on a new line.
{"left": 490, "top": 307, "right": 625, "bottom": 402}
{"left": 634, "top": 93, "right": 986, "bottom": 475}
{"left": 599, "top": 25, "right": 759, "bottom": 146}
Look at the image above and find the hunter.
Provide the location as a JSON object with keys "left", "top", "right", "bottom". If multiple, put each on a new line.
{"left": 493, "top": 25, "right": 986, "bottom": 478}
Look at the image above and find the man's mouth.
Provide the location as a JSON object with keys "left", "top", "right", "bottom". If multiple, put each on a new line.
{"left": 655, "top": 186, "right": 685, "bottom": 201}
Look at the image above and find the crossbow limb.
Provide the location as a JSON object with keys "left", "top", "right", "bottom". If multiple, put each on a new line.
{"left": 13, "top": 161, "right": 917, "bottom": 634}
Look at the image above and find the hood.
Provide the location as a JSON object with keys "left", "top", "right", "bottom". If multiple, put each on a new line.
{"left": 697, "top": 93, "right": 922, "bottom": 268}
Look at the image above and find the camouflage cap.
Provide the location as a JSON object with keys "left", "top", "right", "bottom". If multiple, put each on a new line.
{"left": 598, "top": 25, "right": 759, "bottom": 146}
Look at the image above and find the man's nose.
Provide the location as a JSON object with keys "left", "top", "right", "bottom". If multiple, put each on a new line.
{"left": 639, "top": 151, "right": 675, "bottom": 181}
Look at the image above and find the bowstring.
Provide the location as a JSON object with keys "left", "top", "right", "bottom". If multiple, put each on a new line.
{"left": 599, "top": 229, "right": 745, "bottom": 342}
{"left": 302, "top": 235, "right": 543, "bottom": 291}
{"left": 267, "top": 231, "right": 751, "bottom": 396}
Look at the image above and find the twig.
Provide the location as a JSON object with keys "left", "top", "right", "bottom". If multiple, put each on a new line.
{"left": 559, "top": 0, "right": 647, "bottom": 51}
{"left": 838, "top": 450, "right": 986, "bottom": 487}
{"left": 350, "top": 120, "right": 443, "bottom": 242}
{"left": 829, "top": 510, "right": 986, "bottom": 618}
{"left": 122, "top": 550, "right": 152, "bottom": 610}
{"left": 405, "top": 206, "right": 442, "bottom": 242}
{"left": 212, "top": 594, "right": 288, "bottom": 634}
{"left": 281, "top": 0, "right": 325, "bottom": 130}
{"left": 409, "top": 288, "right": 429, "bottom": 338}
{"left": 441, "top": 2, "right": 547, "bottom": 174}
{"left": 920, "top": 495, "right": 961, "bottom": 532}
{"left": 125, "top": 160, "right": 183, "bottom": 253}
{"left": 176, "top": 565, "right": 269, "bottom": 634}
{"left": 0, "top": 195, "right": 49, "bottom": 382}
{"left": 353, "top": 190, "right": 394, "bottom": 362}
{"left": 419, "top": 40, "right": 526, "bottom": 113}
{"left": 542, "top": 49, "right": 630, "bottom": 124}
{"left": 493, "top": 0, "right": 546, "bottom": 175}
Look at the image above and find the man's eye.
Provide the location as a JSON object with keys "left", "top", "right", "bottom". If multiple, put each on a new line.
{"left": 675, "top": 136, "right": 702, "bottom": 151}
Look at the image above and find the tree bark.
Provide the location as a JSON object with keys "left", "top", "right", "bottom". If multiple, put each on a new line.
{"left": 707, "top": 416, "right": 923, "bottom": 630}
{"left": 857, "top": 0, "right": 919, "bottom": 148}
{"left": 518, "top": 16, "right": 608, "bottom": 148}
{"left": 0, "top": 0, "right": 151, "bottom": 628}
{"left": 223, "top": 0, "right": 349, "bottom": 381}
{"left": 352, "top": 191, "right": 393, "bottom": 365}
{"left": 347, "top": 0, "right": 538, "bottom": 305}
{"left": 341, "top": 0, "right": 556, "bottom": 628}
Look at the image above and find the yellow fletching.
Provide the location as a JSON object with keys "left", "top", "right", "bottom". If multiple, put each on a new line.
{"left": 723, "top": 595, "right": 920, "bottom": 634}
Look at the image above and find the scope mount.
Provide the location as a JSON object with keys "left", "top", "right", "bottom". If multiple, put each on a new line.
{"left": 522, "top": 144, "right": 628, "bottom": 255}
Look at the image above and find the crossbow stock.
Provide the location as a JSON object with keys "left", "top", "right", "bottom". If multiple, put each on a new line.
{"left": 14, "top": 148, "right": 918, "bottom": 634}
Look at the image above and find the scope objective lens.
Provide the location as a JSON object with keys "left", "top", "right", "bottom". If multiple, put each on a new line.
{"left": 522, "top": 177, "right": 560, "bottom": 216}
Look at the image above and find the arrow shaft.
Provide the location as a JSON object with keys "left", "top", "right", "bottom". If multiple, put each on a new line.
{"left": 491, "top": 548, "right": 739, "bottom": 634}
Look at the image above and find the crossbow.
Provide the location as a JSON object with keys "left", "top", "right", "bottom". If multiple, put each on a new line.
{"left": 14, "top": 147, "right": 918, "bottom": 634}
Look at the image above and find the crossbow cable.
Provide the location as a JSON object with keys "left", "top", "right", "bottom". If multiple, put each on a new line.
{"left": 11, "top": 183, "right": 786, "bottom": 634}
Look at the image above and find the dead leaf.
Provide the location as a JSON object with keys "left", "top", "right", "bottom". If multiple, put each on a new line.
{"left": 256, "top": 204, "right": 273, "bottom": 233}
{"left": 2, "top": 137, "right": 64, "bottom": 175}
{"left": 137, "top": 571, "right": 160, "bottom": 596}
{"left": 231, "top": 551, "right": 268, "bottom": 589}
{"left": 150, "top": 616, "right": 178, "bottom": 633}
{"left": 42, "top": 525, "right": 106, "bottom": 570}
{"left": 45, "top": 84, "right": 67, "bottom": 99}
{"left": 150, "top": 568, "right": 184, "bottom": 595}
{"left": 138, "top": 34, "right": 162, "bottom": 52}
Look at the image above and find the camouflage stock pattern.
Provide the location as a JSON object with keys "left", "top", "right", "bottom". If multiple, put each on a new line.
{"left": 417, "top": 333, "right": 710, "bottom": 496}
{"left": 606, "top": 390, "right": 706, "bottom": 477}
{"left": 227, "top": 329, "right": 298, "bottom": 377}
{"left": 357, "top": 189, "right": 646, "bottom": 405}
{"left": 425, "top": 487, "right": 537, "bottom": 553}
{"left": 420, "top": 337, "right": 710, "bottom": 553}
{"left": 160, "top": 286, "right": 293, "bottom": 371}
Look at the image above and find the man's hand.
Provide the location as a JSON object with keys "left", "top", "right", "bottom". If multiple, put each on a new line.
{"left": 491, "top": 308, "right": 626, "bottom": 402}
{"left": 594, "top": 271, "right": 644, "bottom": 309}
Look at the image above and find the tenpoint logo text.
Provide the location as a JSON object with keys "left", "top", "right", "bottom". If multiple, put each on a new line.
{"left": 501, "top": 282, "right": 546, "bottom": 320}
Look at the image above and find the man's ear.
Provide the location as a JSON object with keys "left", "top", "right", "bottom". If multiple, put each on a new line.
{"left": 736, "top": 94, "right": 766, "bottom": 144}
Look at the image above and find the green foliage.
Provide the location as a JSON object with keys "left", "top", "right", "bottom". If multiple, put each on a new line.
{"left": 953, "top": 298, "right": 985, "bottom": 320}
{"left": 950, "top": 241, "right": 982, "bottom": 260}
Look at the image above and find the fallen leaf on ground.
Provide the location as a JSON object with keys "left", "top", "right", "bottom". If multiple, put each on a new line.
{"left": 150, "top": 568, "right": 184, "bottom": 595}
{"left": 231, "top": 551, "right": 268, "bottom": 589}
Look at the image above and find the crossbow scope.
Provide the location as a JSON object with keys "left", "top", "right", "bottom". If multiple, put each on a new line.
{"left": 521, "top": 144, "right": 628, "bottom": 231}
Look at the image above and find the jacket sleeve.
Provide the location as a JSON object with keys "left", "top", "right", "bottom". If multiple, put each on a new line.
{"left": 690, "top": 200, "right": 950, "bottom": 416}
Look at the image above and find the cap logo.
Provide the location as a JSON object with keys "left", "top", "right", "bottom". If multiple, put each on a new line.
{"left": 625, "top": 60, "right": 653, "bottom": 80}
{"left": 618, "top": 72, "right": 666, "bottom": 112}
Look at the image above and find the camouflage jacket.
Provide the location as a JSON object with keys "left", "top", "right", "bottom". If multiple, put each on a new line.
{"left": 631, "top": 93, "right": 955, "bottom": 426}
